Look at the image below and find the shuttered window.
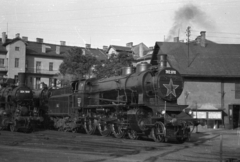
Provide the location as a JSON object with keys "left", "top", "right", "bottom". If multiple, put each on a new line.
{"left": 15, "top": 58, "right": 19, "bottom": 68}
{"left": 235, "top": 83, "right": 240, "bottom": 99}
{"left": 0, "top": 59, "right": 4, "bottom": 67}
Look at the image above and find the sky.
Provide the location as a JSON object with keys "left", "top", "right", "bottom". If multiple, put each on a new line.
{"left": 0, "top": 0, "right": 240, "bottom": 48}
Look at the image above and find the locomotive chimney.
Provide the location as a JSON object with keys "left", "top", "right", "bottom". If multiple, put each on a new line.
{"left": 158, "top": 54, "right": 167, "bottom": 69}
{"left": 18, "top": 72, "right": 26, "bottom": 87}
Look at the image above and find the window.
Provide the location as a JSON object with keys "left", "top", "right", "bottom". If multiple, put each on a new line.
{"left": 36, "top": 77, "right": 40, "bottom": 89}
{"left": 15, "top": 47, "right": 20, "bottom": 51}
{"left": 15, "top": 58, "right": 19, "bottom": 68}
{"left": 0, "top": 59, "right": 4, "bottom": 67}
{"left": 235, "top": 83, "right": 240, "bottom": 99}
{"left": 49, "top": 62, "right": 53, "bottom": 71}
{"left": 36, "top": 61, "right": 41, "bottom": 73}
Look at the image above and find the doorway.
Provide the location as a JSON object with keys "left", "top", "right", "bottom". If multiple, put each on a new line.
{"left": 229, "top": 104, "right": 240, "bottom": 129}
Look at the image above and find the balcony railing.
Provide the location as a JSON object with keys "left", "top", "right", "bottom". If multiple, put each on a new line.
{"left": 26, "top": 67, "right": 59, "bottom": 75}
{"left": 0, "top": 66, "right": 8, "bottom": 71}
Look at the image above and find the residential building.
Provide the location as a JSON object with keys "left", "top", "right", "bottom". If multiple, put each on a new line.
{"left": 106, "top": 44, "right": 132, "bottom": 57}
{"left": 1, "top": 32, "right": 107, "bottom": 89}
{"left": 106, "top": 42, "right": 153, "bottom": 67}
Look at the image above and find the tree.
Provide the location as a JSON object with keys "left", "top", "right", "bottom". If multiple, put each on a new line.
{"left": 59, "top": 47, "right": 99, "bottom": 84}
{"left": 93, "top": 52, "right": 134, "bottom": 79}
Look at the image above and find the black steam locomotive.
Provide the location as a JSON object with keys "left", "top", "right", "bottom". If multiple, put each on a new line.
{"left": 48, "top": 54, "right": 194, "bottom": 143}
{"left": 0, "top": 73, "right": 43, "bottom": 132}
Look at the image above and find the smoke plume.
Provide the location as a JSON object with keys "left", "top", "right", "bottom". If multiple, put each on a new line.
{"left": 166, "top": 4, "right": 215, "bottom": 42}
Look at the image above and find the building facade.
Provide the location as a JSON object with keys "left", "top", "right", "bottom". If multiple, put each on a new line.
{"left": 1, "top": 32, "right": 107, "bottom": 89}
{"left": 150, "top": 31, "right": 240, "bottom": 129}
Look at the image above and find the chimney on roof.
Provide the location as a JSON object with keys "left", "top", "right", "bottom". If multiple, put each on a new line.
{"left": 126, "top": 42, "right": 133, "bottom": 48}
{"left": 60, "top": 41, "right": 66, "bottom": 46}
{"left": 174, "top": 37, "right": 179, "bottom": 42}
{"left": 139, "top": 43, "right": 144, "bottom": 58}
{"left": 22, "top": 36, "right": 28, "bottom": 42}
{"left": 56, "top": 46, "right": 60, "bottom": 54}
{"left": 36, "top": 38, "right": 43, "bottom": 43}
{"left": 200, "top": 31, "right": 206, "bottom": 47}
{"left": 103, "top": 45, "right": 108, "bottom": 52}
{"left": 85, "top": 44, "right": 91, "bottom": 48}
{"left": 2, "top": 32, "right": 7, "bottom": 44}
{"left": 15, "top": 33, "right": 20, "bottom": 38}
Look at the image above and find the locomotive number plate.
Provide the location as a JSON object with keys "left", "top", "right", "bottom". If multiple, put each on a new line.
{"left": 165, "top": 70, "right": 176, "bottom": 74}
{"left": 20, "top": 90, "right": 30, "bottom": 93}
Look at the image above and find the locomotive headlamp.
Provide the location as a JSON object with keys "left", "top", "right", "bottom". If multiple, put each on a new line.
{"left": 189, "top": 110, "right": 193, "bottom": 115}
{"left": 161, "top": 110, "right": 166, "bottom": 115}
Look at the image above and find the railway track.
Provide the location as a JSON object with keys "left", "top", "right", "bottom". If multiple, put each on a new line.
{"left": 1, "top": 129, "right": 234, "bottom": 162}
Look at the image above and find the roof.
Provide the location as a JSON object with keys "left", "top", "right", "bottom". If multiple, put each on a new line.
{"left": 107, "top": 45, "right": 132, "bottom": 53}
{"left": 151, "top": 40, "right": 240, "bottom": 77}
{"left": 0, "top": 37, "right": 107, "bottom": 60}
{"left": 2, "top": 37, "right": 27, "bottom": 46}
{"left": 26, "top": 41, "right": 72, "bottom": 58}
{"left": 132, "top": 43, "right": 150, "bottom": 59}
{"left": 27, "top": 42, "right": 107, "bottom": 60}
{"left": 0, "top": 39, "right": 7, "bottom": 53}
{"left": 83, "top": 48, "right": 107, "bottom": 61}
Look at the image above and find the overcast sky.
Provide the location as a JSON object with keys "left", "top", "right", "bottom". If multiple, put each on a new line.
{"left": 0, "top": 0, "right": 240, "bottom": 48}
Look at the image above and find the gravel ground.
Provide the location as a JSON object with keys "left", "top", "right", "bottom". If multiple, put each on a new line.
{"left": 0, "top": 126, "right": 239, "bottom": 162}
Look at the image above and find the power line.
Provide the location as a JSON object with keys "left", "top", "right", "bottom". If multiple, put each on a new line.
{"left": 0, "top": 1, "right": 187, "bottom": 16}
{"left": 192, "top": 30, "right": 240, "bottom": 35}
{"left": 1, "top": 0, "right": 239, "bottom": 16}
{"left": 1, "top": 0, "right": 240, "bottom": 24}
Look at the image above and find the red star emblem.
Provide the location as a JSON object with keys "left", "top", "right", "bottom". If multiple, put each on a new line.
{"left": 163, "top": 79, "right": 179, "bottom": 97}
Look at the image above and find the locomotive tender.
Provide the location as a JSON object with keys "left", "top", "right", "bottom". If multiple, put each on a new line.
{"left": 0, "top": 73, "right": 43, "bottom": 132}
{"left": 48, "top": 54, "right": 194, "bottom": 143}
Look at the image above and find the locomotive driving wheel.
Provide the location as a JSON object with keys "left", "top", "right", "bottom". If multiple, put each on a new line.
{"left": 10, "top": 120, "right": 18, "bottom": 132}
{"left": 151, "top": 122, "right": 165, "bottom": 143}
{"left": 97, "top": 120, "right": 112, "bottom": 137}
{"left": 111, "top": 118, "right": 126, "bottom": 139}
{"left": 127, "top": 129, "right": 139, "bottom": 140}
{"left": 84, "top": 118, "right": 97, "bottom": 135}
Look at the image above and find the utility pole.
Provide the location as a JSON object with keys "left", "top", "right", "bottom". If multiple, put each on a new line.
{"left": 186, "top": 26, "right": 191, "bottom": 67}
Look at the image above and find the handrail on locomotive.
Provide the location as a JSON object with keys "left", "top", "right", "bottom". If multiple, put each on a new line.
{"left": 46, "top": 53, "right": 198, "bottom": 143}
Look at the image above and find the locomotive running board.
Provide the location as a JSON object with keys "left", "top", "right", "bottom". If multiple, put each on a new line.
{"left": 88, "top": 97, "right": 127, "bottom": 103}
{"left": 86, "top": 103, "right": 140, "bottom": 108}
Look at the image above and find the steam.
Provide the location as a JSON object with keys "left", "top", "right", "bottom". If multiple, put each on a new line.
{"left": 166, "top": 4, "right": 215, "bottom": 42}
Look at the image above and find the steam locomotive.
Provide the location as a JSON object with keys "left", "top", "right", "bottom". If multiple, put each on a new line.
{"left": 48, "top": 54, "right": 194, "bottom": 143}
{"left": 0, "top": 73, "right": 43, "bottom": 132}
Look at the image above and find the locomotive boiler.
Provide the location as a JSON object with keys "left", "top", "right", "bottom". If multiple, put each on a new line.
{"left": 0, "top": 73, "right": 43, "bottom": 132}
{"left": 48, "top": 54, "right": 194, "bottom": 143}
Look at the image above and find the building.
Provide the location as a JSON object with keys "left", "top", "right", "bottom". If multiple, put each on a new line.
{"left": 106, "top": 44, "right": 132, "bottom": 57}
{"left": 150, "top": 31, "right": 240, "bottom": 129}
{"left": 1, "top": 32, "right": 107, "bottom": 89}
{"left": 106, "top": 42, "right": 153, "bottom": 67}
